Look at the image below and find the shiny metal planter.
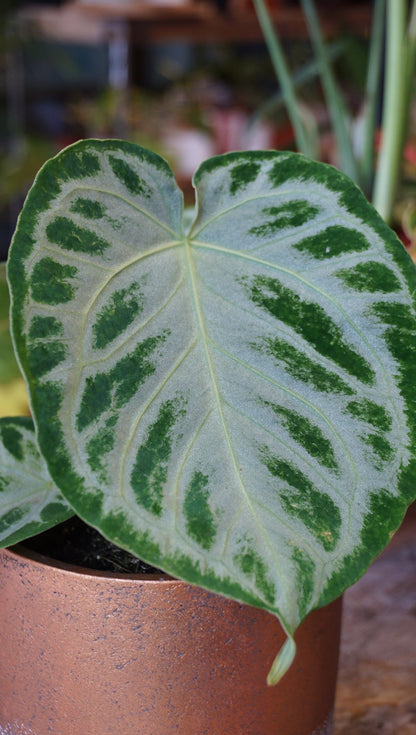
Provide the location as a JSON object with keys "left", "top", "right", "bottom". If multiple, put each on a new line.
{"left": 0, "top": 545, "right": 342, "bottom": 735}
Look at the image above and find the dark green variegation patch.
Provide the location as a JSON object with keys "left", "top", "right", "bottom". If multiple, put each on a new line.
{"left": 86, "top": 425, "right": 115, "bottom": 484}
{"left": 109, "top": 154, "right": 152, "bottom": 197}
{"left": 294, "top": 226, "right": 370, "bottom": 260}
{"left": 230, "top": 161, "right": 261, "bottom": 195}
{"left": 336, "top": 261, "right": 401, "bottom": 293}
{"left": 40, "top": 501, "right": 72, "bottom": 523}
{"left": 318, "top": 487, "right": 406, "bottom": 609}
{"left": 363, "top": 432, "right": 394, "bottom": 466}
{"left": 264, "top": 401, "right": 339, "bottom": 472}
{"left": 192, "top": 150, "right": 273, "bottom": 187}
{"left": 0, "top": 423, "right": 24, "bottom": 460}
{"left": 0, "top": 506, "right": 26, "bottom": 533}
{"left": 46, "top": 216, "right": 111, "bottom": 255}
{"left": 31, "top": 258, "right": 77, "bottom": 305}
{"left": 292, "top": 547, "right": 315, "bottom": 620}
{"left": 77, "top": 372, "right": 112, "bottom": 432}
{"left": 259, "top": 336, "right": 354, "bottom": 394}
{"left": 131, "top": 399, "right": 185, "bottom": 517}
{"left": 346, "top": 399, "right": 392, "bottom": 432}
{"left": 184, "top": 470, "right": 218, "bottom": 550}
{"left": 27, "top": 340, "right": 67, "bottom": 378}
{"left": 29, "top": 315, "right": 63, "bottom": 339}
{"left": 0, "top": 477, "right": 10, "bottom": 492}
{"left": 76, "top": 333, "right": 166, "bottom": 432}
{"left": 266, "top": 153, "right": 349, "bottom": 198}
{"left": 92, "top": 283, "right": 144, "bottom": 350}
{"left": 246, "top": 274, "right": 374, "bottom": 383}
{"left": 112, "top": 334, "right": 168, "bottom": 409}
{"left": 61, "top": 149, "right": 101, "bottom": 181}
{"left": 70, "top": 197, "right": 106, "bottom": 220}
{"left": 261, "top": 448, "right": 341, "bottom": 551}
{"left": 250, "top": 201, "right": 320, "bottom": 237}
{"left": 234, "top": 538, "right": 276, "bottom": 604}
{"left": 372, "top": 301, "right": 415, "bottom": 333}
{"left": 33, "top": 382, "right": 92, "bottom": 505}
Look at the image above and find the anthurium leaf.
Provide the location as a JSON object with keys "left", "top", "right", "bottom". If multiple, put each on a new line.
{"left": 7, "top": 141, "right": 416, "bottom": 679}
{"left": 0, "top": 416, "right": 73, "bottom": 547}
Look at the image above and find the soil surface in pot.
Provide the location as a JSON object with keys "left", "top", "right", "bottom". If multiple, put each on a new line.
{"left": 21, "top": 516, "right": 163, "bottom": 574}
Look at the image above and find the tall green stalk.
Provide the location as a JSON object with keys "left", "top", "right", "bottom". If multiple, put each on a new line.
{"left": 359, "top": 0, "right": 385, "bottom": 198}
{"left": 300, "top": 0, "right": 358, "bottom": 182}
{"left": 372, "top": 0, "right": 407, "bottom": 221}
{"left": 253, "top": 0, "right": 416, "bottom": 226}
{"left": 252, "top": 0, "right": 312, "bottom": 158}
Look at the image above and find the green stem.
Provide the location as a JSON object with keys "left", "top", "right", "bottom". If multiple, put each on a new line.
{"left": 359, "top": 0, "right": 385, "bottom": 197}
{"left": 252, "top": 0, "right": 311, "bottom": 157}
{"left": 249, "top": 40, "right": 345, "bottom": 127}
{"left": 301, "top": 0, "right": 358, "bottom": 182}
{"left": 372, "top": 0, "right": 407, "bottom": 222}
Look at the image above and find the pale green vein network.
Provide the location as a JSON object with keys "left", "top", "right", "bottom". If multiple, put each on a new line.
{"left": 190, "top": 181, "right": 349, "bottom": 239}
{"left": 221, "top": 394, "right": 351, "bottom": 508}
{"left": 191, "top": 185, "right": 318, "bottom": 238}
{"left": 80, "top": 260, "right": 186, "bottom": 372}
{"left": 190, "top": 237, "right": 393, "bottom": 386}
{"left": 1, "top": 485, "right": 54, "bottom": 517}
{"left": 188, "top": 233, "right": 407, "bottom": 578}
{"left": 119, "top": 337, "right": 199, "bottom": 499}
{"left": 48, "top": 240, "right": 183, "bottom": 447}
{"left": 245, "top": 210, "right": 388, "bottom": 258}
{"left": 172, "top": 406, "right": 215, "bottom": 529}
{"left": 209, "top": 340, "right": 358, "bottom": 495}
{"left": 60, "top": 184, "right": 182, "bottom": 239}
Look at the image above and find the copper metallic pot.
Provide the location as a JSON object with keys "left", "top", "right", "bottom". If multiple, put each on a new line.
{"left": 0, "top": 545, "right": 342, "bottom": 735}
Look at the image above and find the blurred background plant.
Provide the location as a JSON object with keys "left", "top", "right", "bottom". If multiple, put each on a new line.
{"left": 253, "top": 0, "right": 416, "bottom": 227}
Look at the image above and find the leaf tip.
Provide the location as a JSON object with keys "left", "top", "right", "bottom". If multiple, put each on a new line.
{"left": 267, "top": 635, "right": 296, "bottom": 686}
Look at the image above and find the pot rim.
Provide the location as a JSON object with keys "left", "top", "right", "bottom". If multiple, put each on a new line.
{"left": 3, "top": 542, "right": 174, "bottom": 584}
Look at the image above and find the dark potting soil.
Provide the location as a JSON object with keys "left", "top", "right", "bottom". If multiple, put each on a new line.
{"left": 22, "top": 516, "right": 163, "bottom": 575}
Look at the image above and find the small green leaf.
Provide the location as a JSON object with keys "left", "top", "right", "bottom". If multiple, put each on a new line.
{"left": 0, "top": 263, "right": 21, "bottom": 383}
{"left": 0, "top": 416, "right": 73, "bottom": 547}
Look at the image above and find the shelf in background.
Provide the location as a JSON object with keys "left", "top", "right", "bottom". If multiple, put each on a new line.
{"left": 70, "top": 1, "right": 372, "bottom": 43}
{"left": 18, "top": 1, "right": 373, "bottom": 44}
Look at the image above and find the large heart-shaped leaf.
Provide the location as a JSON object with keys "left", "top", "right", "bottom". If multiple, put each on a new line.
{"left": 7, "top": 140, "right": 416, "bottom": 681}
{"left": 0, "top": 416, "right": 73, "bottom": 546}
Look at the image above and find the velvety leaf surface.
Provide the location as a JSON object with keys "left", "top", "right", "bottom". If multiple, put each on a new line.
{"left": 0, "top": 416, "right": 73, "bottom": 546}
{"left": 7, "top": 141, "right": 416, "bottom": 677}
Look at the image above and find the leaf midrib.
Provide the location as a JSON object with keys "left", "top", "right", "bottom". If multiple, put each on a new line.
{"left": 184, "top": 235, "right": 294, "bottom": 612}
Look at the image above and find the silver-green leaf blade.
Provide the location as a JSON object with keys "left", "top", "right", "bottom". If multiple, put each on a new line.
{"left": 0, "top": 416, "right": 73, "bottom": 547}
{"left": 8, "top": 142, "right": 416, "bottom": 658}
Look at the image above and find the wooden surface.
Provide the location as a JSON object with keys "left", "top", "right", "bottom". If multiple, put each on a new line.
{"left": 334, "top": 506, "right": 416, "bottom": 734}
